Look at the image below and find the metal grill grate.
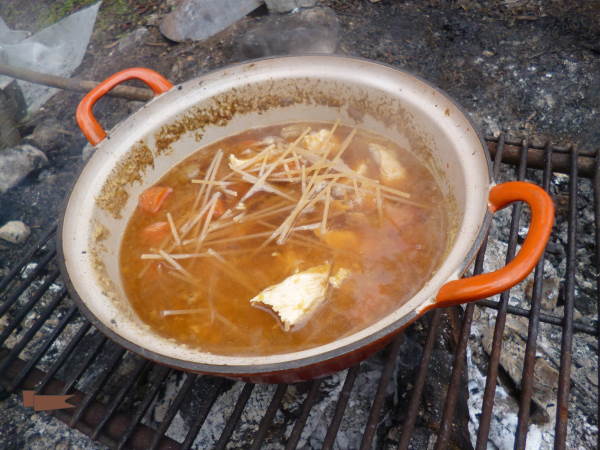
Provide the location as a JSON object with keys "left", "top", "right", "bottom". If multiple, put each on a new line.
{"left": 0, "top": 135, "right": 598, "bottom": 449}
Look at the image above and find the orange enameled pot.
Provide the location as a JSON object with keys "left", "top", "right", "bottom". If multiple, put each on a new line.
{"left": 59, "top": 57, "right": 554, "bottom": 383}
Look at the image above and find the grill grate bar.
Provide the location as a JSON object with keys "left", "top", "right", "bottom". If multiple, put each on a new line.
{"left": 214, "top": 383, "right": 255, "bottom": 450}
{"left": 36, "top": 320, "right": 91, "bottom": 393}
{"left": 0, "top": 248, "right": 57, "bottom": 316}
{"left": 69, "top": 346, "right": 127, "bottom": 427}
{"left": 475, "top": 299, "right": 597, "bottom": 335}
{"left": 475, "top": 140, "right": 528, "bottom": 448}
{"left": 91, "top": 357, "right": 151, "bottom": 440}
{"left": 117, "top": 365, "right": 172, "bottom": 450}
{"left": 0, "top": 270, "right": 60, "bottom": 346}
{"left": 359, "top": 335, "right": 403, "bottom": 450}
{"left": 554, "top": 147, "right": 578, "bottom": 448}
{"left": 432, "top": 129, "right": 507, "bottom": 449}
{"left": 595, "top": 154, "right": 600, "bottom": 446}
{"left": 285, "top": 379, "right": 322, "bottom": 450}
{"left": 9, "top": 304, "right": 78, "bottom": 392}
{"left": 322, "top": 364, "right": 360, "bottom": 449}
{"left": 0, "top": 288, "right": 66, "bottom": 376}
{"left": 515, "top": 142, "right": 554, "bottom": 448}
{"left": 61, "top": 335, "right": 108, "bottom": 395}
{"left": 250, "top": 384, "right": 287, "bottom": 450}
{"left": 397, "top": 309, "right": 442, "bottom": 450}
{"left": 180, "top": 378, "right": 227, "bottom": 450}
{"left": 0, "top": 223, "right": 56, "bottom": 293}
{"left": 1, "top": 134, "right": 597, "bottom": 450}
{"left": 149, "top": 373, "right": 198, "bottom": 450}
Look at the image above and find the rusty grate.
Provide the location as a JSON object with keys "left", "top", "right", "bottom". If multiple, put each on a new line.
{"left": 0, "top": 135, "right": 598, "bottom": 449}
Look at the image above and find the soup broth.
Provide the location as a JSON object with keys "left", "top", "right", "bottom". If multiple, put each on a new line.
{"left": 120, "top": 122, "right": 449, "bottom": 356}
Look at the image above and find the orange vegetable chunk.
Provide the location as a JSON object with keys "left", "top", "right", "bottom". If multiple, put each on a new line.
{"left": 138, "top": 186, "right": 173, "bottom": 214}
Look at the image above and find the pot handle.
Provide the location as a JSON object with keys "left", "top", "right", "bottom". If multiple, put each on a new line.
{"left": 76, "top": 68, "right": 173, "bottom": 146}
{"left": 431, "top": 181, "right": 554, "bottom": 310}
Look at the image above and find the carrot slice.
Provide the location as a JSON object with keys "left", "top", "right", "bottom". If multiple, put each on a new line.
{"left": 213, "top": 197, "right": 227, "bottom": 219}
{"left": 139, "top": 186, "right": 173, "bottom": 213}
{"left": 141, "top": 221, "right": 170, "bottom": 245}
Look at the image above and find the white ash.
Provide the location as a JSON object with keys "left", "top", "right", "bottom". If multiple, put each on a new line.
{"left": 467, "top": 165, "right": 598, "bottom": 449}
{"left": 0, "top": 220, "right": 30, "bottom": 244}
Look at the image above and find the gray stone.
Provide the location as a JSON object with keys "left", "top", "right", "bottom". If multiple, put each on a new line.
{"left": 116, "top": 27, "right": 150, "bottom": 53}
{"left": 0, "top": 220, "right": 30, "bottom": 244}
{"left": 0, "top": 144, "right": 48, "bottom": 193}
{"left": 26, "top": 118, "right": 67, "bottom": 151}
{"left": 236, "top": 6, "right": 339, "bottom": 58}
{"left": 265, "top": 0, "right": 318, "bottom": 14}
{"left": 160, "top": 0, "right": 262, "bottom": 43}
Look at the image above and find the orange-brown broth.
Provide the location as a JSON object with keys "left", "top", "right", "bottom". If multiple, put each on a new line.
{"left": 120, "top": 123, "right": 449, "bottom": 355}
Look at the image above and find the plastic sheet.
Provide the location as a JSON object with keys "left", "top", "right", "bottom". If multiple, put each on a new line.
{"left": 0, "top": 2, "right": 101, "bottom": 113}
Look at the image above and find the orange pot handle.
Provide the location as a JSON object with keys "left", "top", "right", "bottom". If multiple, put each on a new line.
{"left": 432, "top": 181, "right": 554, "bottom": 310}
{"left": 76, "top": 68, "right": 173, "bottom": 146}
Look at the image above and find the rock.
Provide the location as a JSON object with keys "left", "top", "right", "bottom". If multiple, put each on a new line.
{"left": 236, "top": 6, "right": 339, "bottom": 58}
{"left": 0, "top": 220, "right": 30, "bottom": 244}
{"left": 116, "top": 27, "right": 150, "bottom": 53}
{"left": 160, "top": 0, "right": 262, "bottom": 42}
{"left": 25, "top": 118, "right": 67, "bottom": 151}
{"left": 0, "top": 144, "right": 48, "bottom": 193}
{"left": 265, "top": 0, "right": 318, "bottom": 14}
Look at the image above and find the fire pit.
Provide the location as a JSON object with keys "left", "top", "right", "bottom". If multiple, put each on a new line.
{"left": 0, "top": 133, "right": 597, "bottom": 449}
{"left": 0, "top": 1, "right": 599, "bottom": 449}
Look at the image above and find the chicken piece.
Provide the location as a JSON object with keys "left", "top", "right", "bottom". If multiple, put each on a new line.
{"left": 368, "top": 143, "right": 406, "bottom": 183}
{"left": 250, "top": 264, "right": 349, "bottom": 331}
{"left": 303, "top": 129, "right": 340, "bottom": 155}
{"left": 329, "top": 267, "right": 351, "bottom": 289}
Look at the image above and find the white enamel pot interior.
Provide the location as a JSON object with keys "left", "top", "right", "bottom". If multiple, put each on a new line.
{"left": 60, "top": 55, "right": 491, "bottom": 375}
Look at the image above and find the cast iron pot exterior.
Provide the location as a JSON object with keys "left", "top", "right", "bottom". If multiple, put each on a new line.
{"left": 60, "top": 56, "right": 552, "bottom": 383}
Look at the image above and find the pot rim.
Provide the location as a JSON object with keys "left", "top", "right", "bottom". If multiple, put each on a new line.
{"left": 59, "top": 54, "right": 493, "bottom": 375}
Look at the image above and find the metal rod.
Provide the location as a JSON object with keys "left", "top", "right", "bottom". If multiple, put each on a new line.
{"left": 285, "top": 380, "right": 322, "bottom": 450}
{"left": 360, "top": 336, "right": 403, "bottom": 450}
{"left": 476, "top": 299, "right": 596, "bottom": 335}
{"left": 0, "top": 223, "right": 56, "bottom": 293}
{"left": 180, "top": 378, "right": 226, "bottom": 450}
{"left": 117, "top": 366, "right": 172, "bottom": 450}
{"left": 149, "top": 373, "right": 198, "bottom": 450}
{"left": 9, "top": 305, "right": 78, "bottom": 392}
{"left": 36, "top": 321, "right": 91, "bottom": 393}
{"left": 322, "top": 365, "right": 360, "bottom": 450}
{"left": 214, "top": 383, "right": 255, "bottom": 450}
{"left": 0, "top": 249, "right": 57, "bottom": 316}
{"left": 250, "top": 384, "right": 287, "bottom": 450}
{"left": 61, "top": 335, "right": 108, "bottom": 395}
{"left": 595, "top": 148, "right": 600, "bottom": 450}
{"left": 0, "top": 63, "right": 154, "bottom": 102}
{"left": 486, "top": 139, "right": 594, "bottom": 178}
{"left": 515, "top": 142, "right": 553, "bottom": 449}
{"left": 476, "top": 140, "right": 528, "bottom": 449}
{"left": 0, "top": 270, "right": 60, "bottom": 346}
{"left": 0, "top": 288, "right": 66, "bottom": 376}
{"left": 554, "top": 147, "right": 578, "bottom": 449}
{"left": 91, "top": 358, "right": 151, "bottom": 440}
{"left": 397, "top": 309, "right": 442, "bottom": 450}
{"left": 69, "top": 347, "right": 127, "bottom": 427}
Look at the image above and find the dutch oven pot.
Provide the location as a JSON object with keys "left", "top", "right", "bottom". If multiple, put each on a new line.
{"left": 60, "top": 56, "right": 554, "bottom": 383}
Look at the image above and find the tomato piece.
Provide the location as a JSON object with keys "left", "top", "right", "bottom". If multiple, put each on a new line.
{"left": 139, "top": 186, "right": 173, "bottom": 214}
{"left": 141, "top": 221, "right": 170, "bottom": 245}
{"left": 213, "top": 197, "right": 227, "bottom": 219}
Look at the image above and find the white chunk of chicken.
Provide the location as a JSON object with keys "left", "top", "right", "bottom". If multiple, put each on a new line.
{"left": 368, "top": 143, "right": 406, "bottom": 183}
{"left": 250, "top": 264, "right": 350, "bottom": 331}
{"left": 303, "top": 129, "right": 338, "bottom": 155}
